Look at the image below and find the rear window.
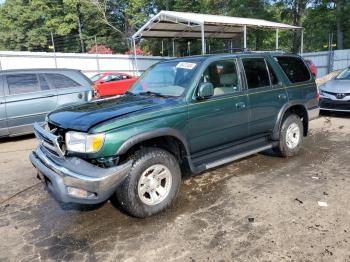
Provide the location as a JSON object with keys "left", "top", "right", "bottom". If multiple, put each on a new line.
{"left": 275, "top": 56, "right": 310, "bottom": 83}
{"left": 45, "top": 73, "right": 80, "bottom": 89}
{"left": 6, "top": 74, "right": 41, "bottom": 94}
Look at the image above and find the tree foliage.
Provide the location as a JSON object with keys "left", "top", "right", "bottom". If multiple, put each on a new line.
{"left": 0, "top": 0, "right": 349, "bottom": 54}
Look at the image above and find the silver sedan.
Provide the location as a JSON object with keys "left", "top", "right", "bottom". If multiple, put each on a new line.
{"left": 319, "top": 67, "right": 350, "bottom": 112}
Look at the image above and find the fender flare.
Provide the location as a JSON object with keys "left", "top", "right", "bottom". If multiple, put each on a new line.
{"left": 116, "top": 128, "right": 191, "bottom": 156}
{"left": 272, "top": 101, "right": 308, "bottom": 140}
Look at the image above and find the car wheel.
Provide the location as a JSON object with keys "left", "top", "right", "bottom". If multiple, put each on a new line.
{"left": 116, "top": 148, "right": 181, "bottom": 218}
{"left": 276, "top": 114, "right": 304, "bottom": 157}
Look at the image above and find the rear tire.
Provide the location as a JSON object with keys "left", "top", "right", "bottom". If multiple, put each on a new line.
{"left": 116, "top": 148, "right": 181, "bottom": 218}
{"left": 275, "top": 114, "right": 303, "bottom": 157}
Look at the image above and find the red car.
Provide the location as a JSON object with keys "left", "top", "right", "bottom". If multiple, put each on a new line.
{"left": 90, "top": 72, "right": 138, "bottom": 97}
{"left": 304, "top": 59, "right": 317, "bottom": 78}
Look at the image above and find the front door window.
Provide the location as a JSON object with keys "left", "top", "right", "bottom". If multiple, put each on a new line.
{"left": 200, "top": 59, "right": 241, "bottom": 96}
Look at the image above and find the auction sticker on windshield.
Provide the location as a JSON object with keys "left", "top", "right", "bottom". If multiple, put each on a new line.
{"left": 176, "top": 62, "right": 197, "bottom": 70}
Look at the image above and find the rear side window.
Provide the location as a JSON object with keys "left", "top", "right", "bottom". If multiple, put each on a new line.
{"left": 103, "top": 74, "right": 123, "bottom": 82}
{"left": 242, "top": 58, "right": 270, "bottom": 89}
{"left": 6, "top": 74, "right": 41, "bottom": 95}
{"left": 275, "top": 56, "right": 310, "bottom": 83}
{"left": 45, "top": 73, "right": 80, "bottom": 89}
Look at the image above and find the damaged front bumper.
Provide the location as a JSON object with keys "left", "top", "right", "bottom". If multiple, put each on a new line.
{"left": 30, "top": 146, "right": 131, "bottom": 204}
{"left": 29, "top": 123, "right": 131, "bottom": 204}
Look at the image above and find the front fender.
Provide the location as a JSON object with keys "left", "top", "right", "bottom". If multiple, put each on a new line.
{"left": 116, "top": 127, "right": 190, "bottom": 156}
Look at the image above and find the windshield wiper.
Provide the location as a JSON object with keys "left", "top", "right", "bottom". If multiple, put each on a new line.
{"left": 139, "top": 91, "right": 168, "bottom": 98}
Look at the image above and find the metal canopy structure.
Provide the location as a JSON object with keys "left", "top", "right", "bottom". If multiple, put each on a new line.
{"left": 132, "top": 11, "right": 304, "bottom": 56}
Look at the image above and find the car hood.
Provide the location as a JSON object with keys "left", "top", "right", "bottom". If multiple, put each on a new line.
{"left": 320, "top": 79, "right": 350, "bottom": 93}
{"left": 48, "top": 95, "right": 179, "bottom": 132}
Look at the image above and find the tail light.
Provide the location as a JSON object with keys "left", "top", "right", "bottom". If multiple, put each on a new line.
{"left": 316, "top": 89, "right": 320, "bottom": 102}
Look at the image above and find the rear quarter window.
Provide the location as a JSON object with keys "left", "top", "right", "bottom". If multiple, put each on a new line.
{"left": 45, "top": 73, "right": 80, "bottom": 89}
{"left": 275, "top": 56, "right": 311, "bottom": 83}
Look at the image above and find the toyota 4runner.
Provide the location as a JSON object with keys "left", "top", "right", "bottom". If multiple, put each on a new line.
{"left": 30, "top": 52, "right": 319, "bottom": 218}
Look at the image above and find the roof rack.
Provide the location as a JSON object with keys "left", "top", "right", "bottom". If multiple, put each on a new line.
{"left": 208, "top": 48, "right": 292, "bottom": 55}
{"left": 208, "top": 48, "right": 249, "bottom": 54}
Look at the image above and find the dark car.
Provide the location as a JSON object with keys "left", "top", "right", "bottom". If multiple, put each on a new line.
{"left": 0, "top": 69, "right": 93, "bottom": 137}
{"left": 30, "top": 52, "right": 319, "bottom": 218}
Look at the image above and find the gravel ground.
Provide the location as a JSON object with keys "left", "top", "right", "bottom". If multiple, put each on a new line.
{"left": 0, "top": 114, "right": 350, "bottom": 262}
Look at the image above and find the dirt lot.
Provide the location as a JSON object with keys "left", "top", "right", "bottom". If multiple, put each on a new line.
{"left": 0, "top": 114, "right": 350, "bottom": 262}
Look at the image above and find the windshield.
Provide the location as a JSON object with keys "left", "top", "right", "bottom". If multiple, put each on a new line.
{"left": 128, "top": 60, "right": 201, "bottom": 97}
{"left": 90, "top": 73, "right": 102, "bottom": 82}
{"left": 336, "top": 68, "right": 350, "bottom": 80}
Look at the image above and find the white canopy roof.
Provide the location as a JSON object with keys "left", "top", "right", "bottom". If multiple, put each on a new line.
{"left": 133, "top": 10, "right": 302, "bottom": 39}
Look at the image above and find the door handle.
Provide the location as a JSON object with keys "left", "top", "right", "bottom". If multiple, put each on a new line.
{"left": 278, "top": 94, "right": 287, "bottom": 100}
{"left": 235, "top": 102, "right": 246, "bottom": 109}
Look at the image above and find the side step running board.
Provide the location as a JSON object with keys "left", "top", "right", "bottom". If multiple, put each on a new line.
{"left": 205, "top": 144, "right": 273, "bottom": 170}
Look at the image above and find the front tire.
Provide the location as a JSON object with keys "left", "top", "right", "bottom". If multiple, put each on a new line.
{"left": 116, "top": 148, "right": 181, "bottom": 218}
{"left": 276, "top": 114, "right": 304, "bottom": 157}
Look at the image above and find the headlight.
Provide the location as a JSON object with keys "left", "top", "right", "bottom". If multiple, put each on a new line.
{"left": 319, "top": 89, "right": 325, "bottom": 96}
{"left": 65, "top": 131, "right": 105, "bottom": 153}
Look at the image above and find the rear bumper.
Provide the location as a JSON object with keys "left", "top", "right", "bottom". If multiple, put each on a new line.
{"left": 308, "top": 106, "right": 320, "bottom": 121}
{"left": 30, "top": 146, "right": 131, "bottom": 204}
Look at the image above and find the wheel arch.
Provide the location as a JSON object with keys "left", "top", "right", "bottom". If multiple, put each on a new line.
{"left": 272, "top": 102, "right": 309, "bottom": 140}
{"left": 116, "top": 128, "right": 196, "bottom": 174}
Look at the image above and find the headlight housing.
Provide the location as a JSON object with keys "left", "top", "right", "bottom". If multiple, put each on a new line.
{"left": 65, "top": 131, "right": 105, "bottom": 153}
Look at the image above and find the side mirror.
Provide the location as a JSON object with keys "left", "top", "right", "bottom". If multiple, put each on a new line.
{"left": 197, "top": 82, "right": 214, "bottom": 99}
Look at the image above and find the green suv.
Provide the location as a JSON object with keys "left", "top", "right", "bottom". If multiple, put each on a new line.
{"left": 30, "top": 52, "right": 319, "bottom": 218}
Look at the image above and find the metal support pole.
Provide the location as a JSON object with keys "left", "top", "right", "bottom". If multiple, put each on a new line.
{"left": 300, "top": 29, "right": 304, "bottom": 55}
{"left": 94, "top": 36, "right": 100, "bottom": 73}
{"left": 243, "top": 25, "right": 247, "bottom": 49}
{"left": 201, "top": 24, "right": 206, "bottom": 54}
{"left": 230, "top": 40, "right": 233, "bottom": 53}
{"left": 51, "top": 32, "right": 57, "bottom": 68}
{"left": 132, "top": 38, "right": 139, "bottom": 76}
{"left": 276, "top": 29, "right": 279, "bottom": 50}
{"left": 161, "top": 40, "right": 164, "bottom": 56}
{"left": 172, "top": 39, "right": 175, "bottom": 57}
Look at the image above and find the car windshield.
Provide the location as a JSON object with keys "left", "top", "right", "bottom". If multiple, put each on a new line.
{"left": 90, "top": 74, "right": 102, "bottom": 82}
{"left": 128, "top": 60, "right": 201, "bottom": 97}
{"left": 336, "top": 68, "right": 350, "bottom": 80}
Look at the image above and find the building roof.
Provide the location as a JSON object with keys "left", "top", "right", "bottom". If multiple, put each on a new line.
{"left": 133, "top": 11, "right": 302, "bottom": 40}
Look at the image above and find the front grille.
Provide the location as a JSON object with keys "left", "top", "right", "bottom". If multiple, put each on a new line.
{"left": 323, "top": 90, "right": 350, "bottom": 98}
{"left": 33, "top": 123, "right": 65, "bottom": 157}
{"left": 320, "top": 98, "right": 350, "bottom": 111}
